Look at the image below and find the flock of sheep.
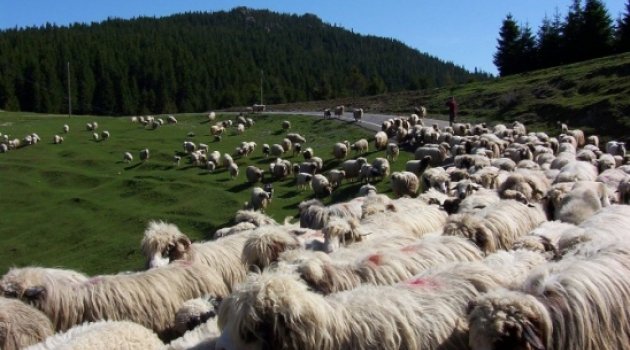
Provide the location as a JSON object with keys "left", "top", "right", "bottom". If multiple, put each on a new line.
{"left": 2, "top": 108, "right": 630, "bottom": 350}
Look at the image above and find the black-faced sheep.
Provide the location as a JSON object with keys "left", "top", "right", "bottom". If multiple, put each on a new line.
{"left": 405, "top": 156, "right": 432, "bottom": 176}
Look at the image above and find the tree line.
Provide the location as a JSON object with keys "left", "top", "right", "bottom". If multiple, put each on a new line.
{"left": 0, "top": 7, "right": 490, "bottom": 115}
{"left": 494, "top": 0, "right": 630, "bottom": 76}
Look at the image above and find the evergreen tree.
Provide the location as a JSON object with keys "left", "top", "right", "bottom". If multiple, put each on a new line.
{"left": 517, "top": 23, "right": 537, "bottom": 73}
{"left": 616, "top": 0, "right": 630, "bottom": 52}
{"left": 580, "top": 0, "right": 614, "bottom": 59}
{"left": 562, "top": 0, "right": 585, "bottom": 63}
{"left": 537, "top": 11, "right": 564, "bottom": 69}
{"left": 494, "top": 14, "right": 522, "bottom": 76}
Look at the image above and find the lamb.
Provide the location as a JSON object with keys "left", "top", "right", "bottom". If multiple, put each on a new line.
{"left": 298, "top": 234, "right": 483, "bottom": 294}
{"left": 414, "top": 144, "right": 448, "bottom": 166}
{"left": 443, "top": 199, "right": 547, "bottom": 253}
{"left": 244, "top": 187, "right": 272, "bottom": 212}
{"left": 25, "top": 320, "right": 164, "bottom": 350}
{"left": 217, "top": 250, "right": 545, "bottom": 350}
{"left": 341, "top": 157, "right": 368, "bottom": 181}
{"left": 1, "top": 263, "right": 229, "bottom": 338}
{"left": 373, "top": 131, "right": 388, "bottom": 150}
{"left": 52, "top": 135, "right": 64, "bottom": 144}
{"left": 353, "top": 108, "right": 363, "bottom": 122}
{"left": 245, "top": 166, "right": 264, "bottom": 184}
{"left": 386, "top": 143, "right": 399, "bottom": 161}
{"left": 0, "top": 297, "right": 54, "bottom": 350}
{"left": 327, "top": 169, "right": 346, "bottom": 188}
{"left": 405, "top": 156, "right": 432, "bottom": 176}
{"left": 390, "top": 171, "right": 419, "bottom": 197}
{"left": 421, "top": 167, "right": 451, "bottom": 194}
{"left": 467, "top": 244, "right": 630, "bottom": 350}
{"left": 139, "top": 148, "right": 150, "bottom": 162}
{"left": 332, "top": 142, "right": 349, "bottom": 160}
{"left": 351, "top": 138, "right": 369, "bottom": 154}
{"left": 323, "top": 173, "right": 353, "bottom": 199}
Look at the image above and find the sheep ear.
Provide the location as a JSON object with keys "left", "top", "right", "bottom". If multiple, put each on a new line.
{"left": 177, "top": 236, "right": 192, "bottom": 249}
{"left": 385, "top": 203, "right": 397, "bottom": 212}
{"left": 523, "top": 320, "right": 546, "bottom": 350}
{"left": 24, "top": 286, "right": 46, "bottom": 300}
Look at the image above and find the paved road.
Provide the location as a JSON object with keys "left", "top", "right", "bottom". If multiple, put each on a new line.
{"left": 266, "top": 110, "right": 450, "bottom": 132}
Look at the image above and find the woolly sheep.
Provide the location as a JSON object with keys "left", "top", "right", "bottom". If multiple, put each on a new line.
{"left": 512, "top": 220, "right": 578, "bottom": 256}
{"left": 498, "top": 169, "right": 550, "bottom": 203}
{"left": 222, "top": 153, "right": 234, "bottom": 168}
{"left": 598, "top": 153, "right": 616, "bottom": 172}
{"left": 298, "top": 234, "right": 483, "bottom": 294}
{"left": 547, "top": 181, "right": 611, "bottom": 224}
{"left": 327, "top": 169, "right": 346, "bottom": 188}
{"left": 270, "top": 144, "right": 284, "bottom": 158}
{"left": 302, "top": 147, "right": 314, "bottom": 160}
{"left": 358, "top": 164, "right": 376, "bottom": 184}
{"left": 52, "top": 135, "right": 64, "bottom": 144}
{"left": 245, "top": 187, "right": 272, "bottom": 212}
{"left": 62, "top": 124, "right": 69, "bottom": 133}
{"left": 371, "top": 157, "right": 390, "bottom": 178}
{"left": 280, "top": 138, "right": 292, "bottom": 154}
{"left": 3, "top": 264, "right": 229, "bottom": 338}
{"left": 286, "top": 133, "right": 306, "bottom": 144}
{"left": 421, "top": 167, "right": 450, "bottom": 194}
{"left": 92, "top": 133, "right": 99, "bottom": 141}
{"left": 405, "top": 156, "right": 432, "bottom": 176}
{"left": 350, "top": 138, "right": 369, "bottom": 154}
{"left": 443, "top": 199, "right": 547, "bottom": 254}
{"left": 341, "top": 157, "right": 368, "bottom": 181}
{"left": 100, "top": 130, "right": 110, "bottom": 140}
{"left": 123, "top": 152, "right": 133, "bottom": 163}
{"left": 296, "top": 172, "right": 313, "bottom": 190}
{"left": 386, "top": 143, "right": 399, "bottom": 161}
{"left": 281, "top": 120, "right": 291, "bottom": 130}
{"left": 323, "top": 108, "right": 332, "bottom": 118}
{"left": 269, "top": 158, "right": 292, "bottom": 179}
{"left": 374, "top": 131, "right": 388, "bottom": 150}
{"left": 467, "top": 244, "right": 630, "bottom": 350}
{"left": 311, "top": 174, "right": 333, "bottom": 198}
{"left": 390, "top": 171, "right": 419, "bottom": 197}
{"left": 261, "top": 144, "right": 270, "bottom": 158}
{"left": 245, "top": 166, "right": 264, "bottom": 184}
{"left": 217, "top": 251, "right": 545, "bottom": 350}
{"left": 332, "top": 142, "right": 349, "bottom": 160}
{"left": 357, "top": 184, "right": 377, "bottom": 196}
{"left": 167, "top": 317, "right": 220, "bottom": 350}
{"left": 415, "top": 144, "right": 448, "bottom": 166}
{"left": 228, "top": 162, "right": 239, "bottom": 179}
{"left": 25, "top": 320, "right": 163, "bottom": 350}
{"left": 210, "top": 125, "right": 225, "bottom": 137}
{"left": 0, "top": 296, "right": 54, "bottom": 350}
{"left": 353, "top": 108, "right": 363, "bottom": 122}
{"left": 167, "top": 115, "right": 178, "bottom": 124}
{"left": 208, "top": 112, "right": 216, "bottom": 121}
{"left": 298, "top": 197, "right": 364, "bottom": 230}
{"left": 0, "top": 143, "right": 8, "bottom": 153}
{"left": 553, "top": 160, "right": 598, "bottom": 184}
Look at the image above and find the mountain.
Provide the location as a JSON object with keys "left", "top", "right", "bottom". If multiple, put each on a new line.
{"left": 0, "top": 7, "right": 489, "bottom": 115}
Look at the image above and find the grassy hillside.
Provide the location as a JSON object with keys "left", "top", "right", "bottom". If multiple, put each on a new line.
{"left": 270, "top": 52, "right": 630, "bottom": 142}
{"left": 0, "top": 112, "right": 415, "bottom": 275}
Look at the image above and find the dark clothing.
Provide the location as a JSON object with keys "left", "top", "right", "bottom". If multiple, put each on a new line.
{"left": 446, "top": 98, "right": 458, "bottom": 126}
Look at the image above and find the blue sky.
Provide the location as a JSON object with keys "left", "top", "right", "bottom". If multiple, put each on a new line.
{"left": 0, "top": 1, "right": 626, "bottom": 75}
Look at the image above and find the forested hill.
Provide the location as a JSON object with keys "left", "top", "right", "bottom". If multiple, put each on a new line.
{"left": 0, "top": 7, "right": 489, "bottom": 115}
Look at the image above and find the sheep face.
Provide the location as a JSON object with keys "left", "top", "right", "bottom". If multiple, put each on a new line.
{"left": 141, "top": 221, "right": 192, "bottom": 268}
{"left": 322, "top": 218, "right": 363, "bottom": 253}
{"left": 467, "top": 291, "right": 549, "bottom": 350}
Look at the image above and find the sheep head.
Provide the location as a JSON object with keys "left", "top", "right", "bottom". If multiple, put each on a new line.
{"left": 322, "top": 218, "right": 364, "bottom": 253}
{"left": 467, "top": 290, "right": 550, "bottom": 350}
{"left": 141, "top": 220, "right": 192, "bottom": 268}
{"left": 217, "top": 272, "right": 335, "bottom": 350}
{"left": 241, "top": 227, "right": 301, "bottom": 270}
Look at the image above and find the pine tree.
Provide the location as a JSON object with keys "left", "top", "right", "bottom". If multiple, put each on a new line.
{"left": 494, "top": 14, "right": 522, "bottom": 76}
{"left": 581, "top": 0, "right": 614, "bottom": 59}
{"left": 537, "top": 10, "right": 563, "bottom": 69}
{"left": 562, "top": 0, "right": 585, "bottom": 63}
{"left": 616, "top": 0, "right": 630, "bottom": 52}
{"left": 517, "top": 23, "right": 537, "bottom": 73}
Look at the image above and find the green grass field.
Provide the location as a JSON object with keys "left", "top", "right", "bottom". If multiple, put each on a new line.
{"left": 0, "top": 112, "right": 415, "bottom": 275}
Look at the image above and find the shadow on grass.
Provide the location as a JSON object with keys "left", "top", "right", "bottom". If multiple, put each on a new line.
{"left": 331, "top": 182, "right": 362, "bottom": 200}
{"left": 279, "top": 190, "right": 301, "bottom": 199}
{"left": 227, "top": 182, "right": 252, "bottom": 193}
{"left": 272, "top": 129, "right": 285, "bottom": 136}
{"left": 124, "top": 162, "right": 143, "bottom": 170}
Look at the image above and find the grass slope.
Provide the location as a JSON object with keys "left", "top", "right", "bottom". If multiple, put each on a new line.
{"left": 270, "top": 52, "right": 630, "bottom": 142}
{"left": 0, "top": 112, "right": 414, "bottom": 275}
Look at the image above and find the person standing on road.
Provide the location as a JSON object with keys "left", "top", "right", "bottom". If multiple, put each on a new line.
{"left": 445, "top": 96, "right": 457, "bottom": 126}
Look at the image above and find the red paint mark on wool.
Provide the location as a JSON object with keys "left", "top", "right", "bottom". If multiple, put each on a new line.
{"left": 405, "top": 277, "right": 439, "bottom": 289}
{"left": 87, "top": 277, "right": 103, "bottom": 285}
{"left": 400, "top": 244, "right": 419, "bottom": 253}
{"left": 366, "top": 253, "right": 383, "bottom": 266}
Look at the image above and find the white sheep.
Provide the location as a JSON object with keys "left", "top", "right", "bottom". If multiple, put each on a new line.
{"left": 390, "top": 171, "right": 420, "bottom": 197}
{"left": 228, "top": 162, "right": 239, "bottom": 179}
{"left": 222, "top": 153, "right": 233, "bottom": 168}
{"left": 0, "top": 296, "right": 54, "bottom": 350}
{"left": 371, "top": 157, "right": 390, "bottom": 178}
{"left": 302, "top": 147, "right": 314, "bottom": 160}
{"left": 421, "top": 167, "right": 450, "bottom": 194}
{"left": 298, "top": 197, "right": 364, "bottom": 230}
{"left": 167, "top": 115, "right": 178, "bottom": 124}
{"left": 311, "top": 174, "right": 333, "bottom": 198}
{"left": 52, "top": 135, "right": 64, "bottom": 144}
{"left": 547, "top": 181, "right": 611, "bottom": 224}
{"left": 62, "top": 124, "right": 69, "bottom": 133}
{"left": 286, "top": 133, "right": 306, "bottom": 144}
{"left": 327, "top": 169, "right": 346, "bottom": 188}
{"left": 374, "top": 131, "right": 388, "bottom": 150}
{"left": 296, "top": 172, "right": 313, "bottom": 190}
{"left": 341, "top": 157, "right": 368, "bottom": 181}
{"left": 236, "top": 123, "right": 245, "bottom": 135}
{"left": 245, "top": 165, "right": 264, "bottom": 184}
{"left": 281, "top": 120, "right": 291, "bottom": 130}
{"left": 245, "top": 187, "right": 271, "bottom": 212}
{"left": 386, "top": 143, "right": 399, "bottom": 161}
{"left": 350, "top": 138, "right": 369, "bottom": 154}
{"left": 415, "top": 144, "right": 448, "bottom": 166}
{"left": 269, "top": 158, "right": 292, "bottom": 179}
{"left": 100, "top": 130, "right": 110, "bottom": 140}
{"left": 25, "top": 320, "right": 164, "bottom": 350}
{"left": 92, "top": 132, "right": 99, "bottom": 141}
{"left": 270, "top": 144, "right": 285, "bottom": 158}
{"left": 123, "top": 152, "right": 133, "bottom": 163}
{"left": 332, "top": 142, "right": 349, "bottom": 160}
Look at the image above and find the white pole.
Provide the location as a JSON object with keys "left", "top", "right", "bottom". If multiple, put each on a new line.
{"left": 67, "top": 61, "right": 72, "bottom": 118}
